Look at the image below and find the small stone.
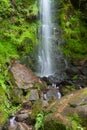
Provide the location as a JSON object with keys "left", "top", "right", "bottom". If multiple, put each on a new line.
{"left": 29, "top": 89, "right": 39, "bottom": 101}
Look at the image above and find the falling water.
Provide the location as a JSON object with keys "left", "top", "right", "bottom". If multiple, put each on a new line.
{"left": 9, "top": 116, "right": 16, "bottom": 127}
{"left": 37, "top": 0, "right": 67, "bottom": 79}
{"left": 37, "top": 0, "right": 54, "bottom": 77}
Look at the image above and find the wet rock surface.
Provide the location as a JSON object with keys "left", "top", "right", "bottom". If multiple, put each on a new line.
{"left": 2, "top": 60, "right": 87, "bottom": 129}
{"left": 10, "top": 63, "right": 42, "bottom": 89}
{"left": 45, "top": 88, "right": 87, "bottom": 126}
{"left": 29, "top": 89, "right": 39, "bottom": 101}
{"left": 2, "top": 100, "right": 33, "bottom": 130}
{"left": 7, "top": 122, "right": 33, "bottom": 130}
{"left": 2, "top": 87, "right": 87, "bottom": 130}
{"left": 9, "top": 63, "right": 47, "bottom": 104}
{"left": 41, "top": 59, "right": 87, "bottom": 96}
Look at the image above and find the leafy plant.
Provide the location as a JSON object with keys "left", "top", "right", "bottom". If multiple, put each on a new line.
{"left": 31, "top": 100, "right": 42, "bottom": 120}
{"left": 0, "top": 0, "right": 39, "bottom": 125}
{"left": 35, "top": 112, "right": 44, "bottom": 130}
{"left": 66, "top": 85, "right": 76, "bottom": 91}
{"left": 60, "top": 0, "right": 87, "bottom": 59}
{"left": 68, "top": 114, "right": 84, "bottom": 130}
{"left": 44, "top": 119, "right": 70, "bottom": 130}
{"left": 72, "top": 75, "right": 78, "bottom": 80}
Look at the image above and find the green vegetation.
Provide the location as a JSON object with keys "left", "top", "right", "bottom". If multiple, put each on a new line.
{"left": 34, "top": 111, "right": 85, "bottom": 130}
{"left": 35, "top": 112, "right": 44, "bottom": 130}
{"left": 0, "top": 0, "right": 38, "bottom": 63}
{"left": 59, "top": 0, "right": 87, "bottom": 59}
{"left": 0, "top": 0, "right": 87, "bottom": 129}
{"left": 44, "top": 120, "right": 69, "bottom": 130}
{"left": 31, "top": 100, "right": 43, "bottom": 120}
{"left": 68, "top": 114, "right": 85, "bottom": 130}
{"left": 0, "top": 84, "right": 21, "bottom": 124}
{"left": 0, "top": 0, "right": 38, "bottom": 125}
{"left": 34, "top": 111, "right": 70, "bottom": 130}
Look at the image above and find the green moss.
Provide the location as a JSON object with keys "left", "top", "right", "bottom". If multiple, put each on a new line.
{"left": 0, "top": 112, "right": 8, "bottom": 126}
{"left": 68, "top": 114, "right": 85, "bottom": 130}
{"left": 0, "top": 86, "right": 10, "bottom": 125}
{"left": 0, "top": 0, "right": 39, "bottom": 124}
{"left": 31, "top": 100, "right": 42, "bottom": 120}
{"left": 0, "top": 0, "right": 38, "bottom": 66}
{"left": 59, "top": 0, "right": 87, "bottom": 59}
{"left": 44, "top": 120, "right": 69, "bottom": 130}
{"left": 78, "top": 89, "right": 87, "bottom": 96}
{"left": 33, "top": 82, "right": 47, "bottom": 91}
{"left": 72, "top": 75, "right": 78, "bottom": 80}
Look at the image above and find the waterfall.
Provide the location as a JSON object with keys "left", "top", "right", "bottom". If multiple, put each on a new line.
{"left": 37, "top": 0, "right": 54, "bottom": 77}
{"left": 37, "top": 0, "right": 67, "bottom": 79}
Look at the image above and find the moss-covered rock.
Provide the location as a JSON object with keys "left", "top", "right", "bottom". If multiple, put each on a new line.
{"left": 44, "top": 120, "right": 68, "bottom": 130}
{"left": 9, "top": 63, "right": 47, "bottom": 105}
{"left": 10, "top": 63, "right": 43, "bottom": 89}
{"left": 45, "top": 88, "right": 87, "bottom": 129}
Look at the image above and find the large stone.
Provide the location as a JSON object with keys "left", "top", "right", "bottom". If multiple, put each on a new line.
{"left": 45, "top": 88, "right": 87, "bottom": 128}
{"left": 29, "top": 89, "right": 39, "bottom": 101}
{"left": 76, "top": 105, "right": 87, "bottom": 118}
{"left": 8, "top": 122, "right": 33, "bottom": 130}
{"left": 41, "top": 100, "right": 49, "bottom": 108}
{"left": 11, "top": 88, "right": 23, "bottom": 104}
{"left": 10, "top": 63, "right": 42, "bottom": 89}
{"left": 46, "top": 88, "right": 60, "bottom": 100}
{"left": 16, "top": 109, "right": 32, "bottom": 122}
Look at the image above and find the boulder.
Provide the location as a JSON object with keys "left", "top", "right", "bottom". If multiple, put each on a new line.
{"left": 46, "top": 88, "right": 60, "bottom": 100}
{"left": 16, "top": 109, "right": 32, "bottom": 122}
{"left": 11, "top": 88, "right": 23, "bottom": 104}
{"left": 3, "top": 115, "right": 33, "bottom": 130}
{"left": 41, "top": 100, "right": 49, "bottom": 108}
{"left": 45, "top": 88, "right": 87, "bottom": 128}
{"left": 76, "top": 105, "right": 87, "bottom": 118}
{"left": 8, "top": 122, "right": 33, "bottom": 130}
{"left": 29, "top": 89, "right": 39, "bottom": 101}
{"left": 10, "top": 63, "right": 42, "bottom": 89}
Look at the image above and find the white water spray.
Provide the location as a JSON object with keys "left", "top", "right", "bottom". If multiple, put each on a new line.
{"left": 38, "top": 0, "right": 54, "bottom": 77}
{"left": 37, "top": 0, "right": 67, "bottom": 79}
{"left": 10, "top": 116, "right": 16, "bottom": 127}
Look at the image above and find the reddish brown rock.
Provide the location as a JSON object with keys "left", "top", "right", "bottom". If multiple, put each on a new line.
{"left": 29, "top": 89, "right": 39, "bottom": 101}
{"left": 16, "top": 109, "right": 32, "bottom": 122}
{"left": 10, "top": 63, "right": 42, "bottom": 89}
{"left": 45, "top": 88, "right": 87, "bottom": 127}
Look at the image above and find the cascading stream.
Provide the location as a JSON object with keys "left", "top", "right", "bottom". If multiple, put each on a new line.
{"left": 37, "top": 0, "right": 67, "bottom": 79}
{"left": 38, "top": 0, "right": 53, "bottom": 77}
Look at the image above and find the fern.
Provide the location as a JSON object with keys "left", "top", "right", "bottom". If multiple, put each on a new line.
{"left": 60, "top": 1, "right": 87, "bottom": 59}
{"left": 35, "top": 112, "right": 44, "bottom": 130}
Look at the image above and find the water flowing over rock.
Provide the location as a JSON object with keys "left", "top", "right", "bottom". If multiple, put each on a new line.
{"left": 37, "top": 0, "right": 53, "bottom": 76}
{"left": 37, "top": 0, "right": 67, "bottom": 78}
{"left": 8, "top": 122, "right": 33, "bottom": 130}
{"left": 46, "top": 88, "right": 62, "bottom": 100}
{"left": 10, "top": 63, "right": 42, "bottom": 89}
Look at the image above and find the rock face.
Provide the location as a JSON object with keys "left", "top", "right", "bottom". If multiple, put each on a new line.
{"left": 9, "top": 63, "right": 47, "bottom": 104}
{"left": 10, "top": 63, "right": 42, "bottom": 89}
{"left": 45, "top": 88, "right": 87, "bottom": 127}
{"left": 29, "top": 89, "right": 39, "bottom": 101}
{"left": 8, "top": 122, "right": 33, "bottom": 130}
{"left": 46, "top": 88, "right": 61, "bottom": 100}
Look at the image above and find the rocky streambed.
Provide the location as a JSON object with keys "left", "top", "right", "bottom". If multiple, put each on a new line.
{"left": 0, "top": 62, "right": 87, "bottom": 130}
{"left": 2, "top": 88, "right": 87, "bottom": 130}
